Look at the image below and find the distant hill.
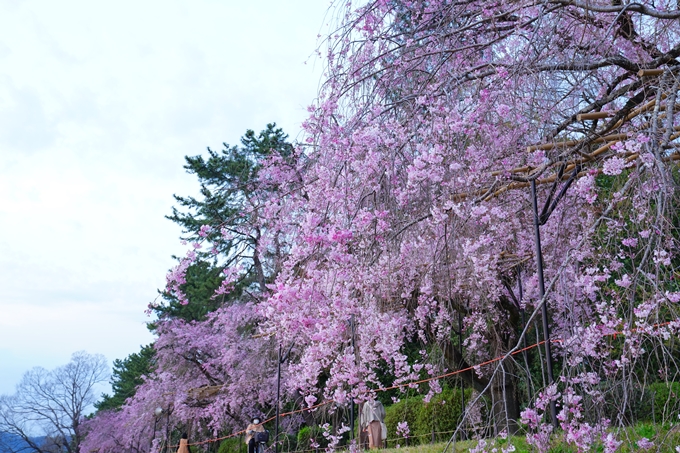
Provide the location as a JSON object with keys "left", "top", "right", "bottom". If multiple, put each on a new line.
{"left": 0, "top": 432, "right": 26, "bottom": 453}
{"left": 0, "top": 432, "right": 47, "bottom": 453}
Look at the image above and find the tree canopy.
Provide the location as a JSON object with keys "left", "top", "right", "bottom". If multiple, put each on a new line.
{"left": 0, "top": 352, "right": 108, "bottom": 453}
{"left": 82, "top": 2, "right": 680, "bottom": 452}
{"left": 163, "top": 122, "right": 296, "bottom": 305}
{"left": 81, "top": 125, "right": 302, "bottom": 453}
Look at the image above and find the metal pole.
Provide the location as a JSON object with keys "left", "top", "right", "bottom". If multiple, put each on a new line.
{"left": 517, "top": 269, "right": 533, "bottom": 400}
{"left": 150, "top": 418, "right": 158, "bottom": 452}
{"left": 164, "top": 410, "right": 169, "bottom": 453}
{"left": 458, "top": 310, "right": 466, "bottom": 440}
{"left": 275, "top": 344, "right": 282, "bottom": 453}
{"left": 446, "top": 222, "right": 466, "bottom": 441}
{"left": 349, "top": 314, "right": 355, "bottom": 441}
{"left": 531, "top": 179, "right": 558, "bottom": 429}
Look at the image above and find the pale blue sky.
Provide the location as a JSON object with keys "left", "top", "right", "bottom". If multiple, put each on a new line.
{"left": 0, "top": 0, "right": 331, "bottom": 396}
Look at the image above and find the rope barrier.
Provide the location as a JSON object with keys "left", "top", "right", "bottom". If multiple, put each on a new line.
{"left": 170, "top": 319, "right": 678, "bottom": 449}
{"left": 274, "top": 430, "right": 461, "bottom": 453}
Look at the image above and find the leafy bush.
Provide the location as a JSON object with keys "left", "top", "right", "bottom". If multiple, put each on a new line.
{"left": 414, "top": 388, "right": 473, "bottom": 444}
{"left": 587, "top": 381, "right": 678, "bottom": 424}
{"left": 296, "top": 425, "right": 328, "bottom": 450}
{"left": 277, "top": 434, "right": 298, "bottom": 452}
{"left": 646, "top": 381, "right": 680, "bottom": 424}
{"left": 217, "top": 437, "right": 242, "bottom": 453}
{"left": 594, "top": 380, "right": 649, "bottom": 424}
{"left": 635, "top": 423, "right": 656, "bottom": 439}
{"left": 384, "top": 395, "right": 422, "bottom": 447}
{"left": 384, "top": 387, "right": 475, "bottom": 446}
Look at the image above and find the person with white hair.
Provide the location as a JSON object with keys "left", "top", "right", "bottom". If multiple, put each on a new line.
{"left": 360, "top": 399, "right": 387, "bottom": 449}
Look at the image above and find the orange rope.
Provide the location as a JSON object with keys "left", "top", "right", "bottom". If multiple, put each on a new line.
{"left": 173, "top": 319, "right": 678, "bottom": 448}
{"left": 174, "top": 401, "right": 336, "bottom": 447}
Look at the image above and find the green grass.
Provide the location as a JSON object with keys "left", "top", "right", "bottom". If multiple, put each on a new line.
{"left": 370, "top": 423, "right": 680, "bottom": 452}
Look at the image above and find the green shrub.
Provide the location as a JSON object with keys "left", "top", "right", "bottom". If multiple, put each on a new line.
{"left": 594, "top": 381, "right": 648, "bottom": 424}
{"left": 648, "top": 381, "right": 680, "bottom": 424}
{"left": 383, "top": 387, "right": 476, "bottom": 446}
{"left": 384, "top": 395, "right": 422, "bottom": 447}
{"left": 217, "top": 437, "right": 242, "bottom": 453}
{"left": 414, "top": 388, "right": 473, "bottom": 444}
{"left": 590, "top": 381, "right": 680, "bottom": 424}
{"left": 296, "top": 425, "right": 328, "bottom": 450}
{"left": 277, "top": 434, "right": 298, "bottom": 452}
{"left": 635, "top": 423, "right": 656, "bottom": 439}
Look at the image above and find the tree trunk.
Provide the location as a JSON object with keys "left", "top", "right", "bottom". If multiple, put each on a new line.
{"left": 443, "top": 335, "right": 521, "bottom": 435}
{"left": 490, "top": 372, "right": 519, "bottom": 436}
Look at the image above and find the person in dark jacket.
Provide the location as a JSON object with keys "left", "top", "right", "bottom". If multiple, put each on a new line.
{"left": 245, "top": 417, "right": 266, "bottom": 453}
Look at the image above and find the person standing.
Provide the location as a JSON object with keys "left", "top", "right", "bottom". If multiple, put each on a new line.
{"left": 176, "top": 433, "right": 190, "bottom": 453}
{"left": 360, "top": 399, "right": 386, "bottom": 449}
{"left": 245, "top": 417, "right": 266, "bottom": 453}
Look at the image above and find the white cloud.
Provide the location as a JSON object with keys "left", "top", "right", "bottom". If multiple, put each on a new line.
{"left": 0, "top": 0, "right": 329, "bottom": 395}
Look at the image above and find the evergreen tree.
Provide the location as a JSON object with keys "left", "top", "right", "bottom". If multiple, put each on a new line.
{"left": 95, "top": 345, "right": 155, "bottom": 412}
{"left": 154, "top": 123, "right": 295, "bottom": 323}
{"left": 151, "top": 260, "right": 225, "bottom": 327}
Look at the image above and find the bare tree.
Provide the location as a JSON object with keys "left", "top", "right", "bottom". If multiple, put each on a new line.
{"left": 0, "top": 351, "right": 109, "bottom": 453}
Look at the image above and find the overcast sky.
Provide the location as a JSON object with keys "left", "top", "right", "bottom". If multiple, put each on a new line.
{"left": 0, "top": 0, "right": 331, "bottom": 396}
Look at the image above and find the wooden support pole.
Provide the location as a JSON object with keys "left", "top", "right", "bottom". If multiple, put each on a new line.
{"left": 576, "top": 112, "right": 612, "bottom": 121}
{"left": 491, "top": 165, "right": 533, "bottom": 176}
{"left": 638, "top": 68, "right": 664, "bottom": 77}
{"left": 610, "top": 96, "right": 663, "bottom": 130}
{"left": 457, "top": 80, "right": 680, "bottom": 203}
{"left": 496, "top": 125, "right": 680, "bottom": 181}
{"left": 526, "top": 133, "right": 631, "bottom": 152}
{"left": 530, "top": 179, "right": 558, "bottom": 430}
{"left": 480, "top": 152, "right": 680, "bottom": 202}
{"left": 587, "top": 141, "right": 617, "bottom": 159}
{"left": 527, "top": 109, "right": 680, "bottom": 154}
{"left": 527, "top": 95, "right": 669, "bottom": 152}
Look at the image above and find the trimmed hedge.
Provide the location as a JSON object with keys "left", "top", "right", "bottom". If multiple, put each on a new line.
{"left": 415, "top": 388, "right": 472, "bottom": 443}
{"left": 217, "top": 437, "right": 242, "bottom": 453}
{"left": 384, "top": 395, "right": 422, "bottom": 447}
{"left": 384, "top": 387, "right": 473, "bottom": 446}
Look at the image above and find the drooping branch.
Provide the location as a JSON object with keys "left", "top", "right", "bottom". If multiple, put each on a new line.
{"left": 550, "top": 0, "right": 680, "bottom": 19}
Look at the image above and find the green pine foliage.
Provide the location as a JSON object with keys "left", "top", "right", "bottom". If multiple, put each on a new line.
{"left": 166, "top": 122, "right": 293, "bottom": 260}
{"left": 150, "top": 124, "right": 295, "bottom": 329}
{"left": 154, "top": 124, "right": 295, "bottom": 325}
{"left": 150, "top": 259, "right": 225, "bottom": 329}
{"left": 95, "top": 344, "right": 155, "bottom": 411}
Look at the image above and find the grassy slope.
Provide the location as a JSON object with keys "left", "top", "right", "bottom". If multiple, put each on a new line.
{"left": 376, "top": 423, "right": 680, "bottom": 452}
